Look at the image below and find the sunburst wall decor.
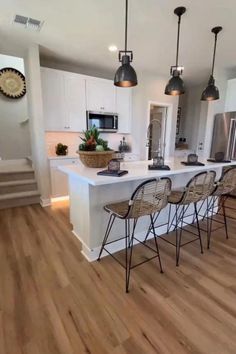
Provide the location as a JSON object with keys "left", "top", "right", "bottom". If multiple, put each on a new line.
{"left": 0, "top": 67, "right": 26, "bottom": 99}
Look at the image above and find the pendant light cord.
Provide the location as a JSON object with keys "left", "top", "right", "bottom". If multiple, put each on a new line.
{"left": 211, "top": 33, "right": 218, "bottom": 76}
{"left": 125, "top": 0, "right": 128, "bottom": 52}
{"left": 175, "top": 15, "right": 181, "bottom": 67}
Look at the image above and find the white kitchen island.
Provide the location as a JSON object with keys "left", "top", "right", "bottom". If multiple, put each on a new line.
{"left": 59, "top": 158, "right": 234, "bottom": 261}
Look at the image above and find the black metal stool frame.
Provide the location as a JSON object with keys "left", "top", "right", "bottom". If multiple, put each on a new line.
{"left": 97, "top": 178, "right": 171, "bottom": 293}
{"left": 145, "top": 171, "right": 216, "bottom": 265}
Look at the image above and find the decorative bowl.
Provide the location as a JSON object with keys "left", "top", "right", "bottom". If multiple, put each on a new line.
{"left": 78, "top": 150, "right": 114, "bottom": 168}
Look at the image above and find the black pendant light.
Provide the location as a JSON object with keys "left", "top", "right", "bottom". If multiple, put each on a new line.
{"left": 114, "top": 0, "right": 137, "bottom": 87}
{"left": 165, "top": 6, "right": 186, "bottom": 96}
{"left": 201, "top": 26, "right": 222, "bottom": 101}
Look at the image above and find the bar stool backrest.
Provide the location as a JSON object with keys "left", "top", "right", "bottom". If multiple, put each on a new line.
{"left": 214, "top": 166, "right": 236, "bottom": 196}
{"left": 181, "top": 171, "right": 216, "bottom": 205}
{"left": 126, "top": 178, "right": 172, "bottom": 219}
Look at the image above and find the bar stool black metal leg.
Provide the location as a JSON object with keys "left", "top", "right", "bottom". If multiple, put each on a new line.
{"left": 208, "top": 196, "right": 215, "bottom": 249}
{"left": 176, "top": 205, "right": 184, "bottom": 266}
{"left": 175, "top": 204, "right": 180, "bottom": 266}
{"left": 222, "top": 197, "right": 229, "bottom": 239}
{"left": 97, "top": 214, "right": 115, "bottom": 260}
{"left": 150, "top": 214, "right": 163, "bottom": 273}
{"left": 194, "top": 202, "right": 203, "bottom": 254}
{"left": 167, "top": 204, "right": 172, "bottom": 234}
{"left": 125, "top": 219, "right": 129, "bottom": 292}
{"left": 126, "top": 219, "right": 137, "bottom": 293}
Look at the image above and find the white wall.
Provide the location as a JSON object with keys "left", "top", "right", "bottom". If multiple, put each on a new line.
{"left": 0, "top": 54, "right": 31, "bottom": 159}
{"left": 45, "top": 131, "right": 132, "bottom": 156}
{"left": 24, "top": 45, "right": 51, "bottom": 204}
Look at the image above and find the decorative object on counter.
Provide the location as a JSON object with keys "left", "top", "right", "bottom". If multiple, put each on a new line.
{"left": 55, "top": 143, "right": 68, "bottom": 156}
{"left": 207, "top": 151, "right": 231, "bottom": 163}
{"left": 114, "top": 0, "right": 137, "bottom": 87}
{"left": 118, "top": 136, "right": 130, "bottom": 152}
{"left": 77, "top": 126, "right": 114, "bottom": 167}
{"left": 147, "top": 120, "right": 170, "bottom": 170}
{"left": 0, "top": 67, "right": 26, "bottom": 99}
{"left": 165, "top": 7, "right": 186, "bottom": 96}
{"left": 97, "top": 158, "right": 128, "bottom": 177}
{"left": 181, "top": 153, "right": 205, "bottom": 166}
{"left": 148, "top": 142, "right": 170, "bottom": 170}
{"left": 201, "top": 26, "right": 223, "bottom": 101}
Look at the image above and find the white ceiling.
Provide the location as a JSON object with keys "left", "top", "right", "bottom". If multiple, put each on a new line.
{"left": 0, "top": 0, "right": 236, "bottom": 84}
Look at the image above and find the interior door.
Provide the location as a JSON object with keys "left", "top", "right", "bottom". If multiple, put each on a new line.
{"left": 148, "top": 106, "right": 167, "bottom": 160}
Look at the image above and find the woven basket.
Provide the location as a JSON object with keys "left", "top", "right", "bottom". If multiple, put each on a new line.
{"left": 78, "top": 150, "right": 114, "bottom": 168}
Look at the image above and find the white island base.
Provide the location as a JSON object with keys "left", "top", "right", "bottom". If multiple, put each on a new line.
{"left": 60, "top": 158, "right": 234, "bottom": 262}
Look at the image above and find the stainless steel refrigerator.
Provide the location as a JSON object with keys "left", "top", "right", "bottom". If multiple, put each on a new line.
{"left": 211, "top": 112, "right": 236, "bottom": 160}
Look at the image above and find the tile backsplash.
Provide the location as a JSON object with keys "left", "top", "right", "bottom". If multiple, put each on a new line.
{"left": 45, "top": 132, "right": 132, "bottom": 156}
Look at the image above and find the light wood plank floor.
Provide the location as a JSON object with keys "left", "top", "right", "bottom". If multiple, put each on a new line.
{"left": 1, "top": 199, "right": 236, "bottom": 354}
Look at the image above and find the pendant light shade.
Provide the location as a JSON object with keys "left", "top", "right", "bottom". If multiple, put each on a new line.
{"left": 201, "top": 26, "right": 222, "bottom": 101}
{"left": 165, "top": 6, "right": 186, "bottom": 96}
{"left": 114, "top": 0, "right": 137, "bottom": 87}
{"left": 165, "top": 70, "right": 185, "bottom": 96}
{"left": 114, "top": 54, "right": 137, "bottom": 87}
{"left": 201, "top": 75, "right": 219, "bottom": 101}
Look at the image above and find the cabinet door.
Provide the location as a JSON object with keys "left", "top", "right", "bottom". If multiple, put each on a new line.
{"left": 86, "top": 78, "right": 116, "bottom": 112}
{"left": 49, "top": 158, "right": 79, "bottom": 198}
{"left": 225, "top": 79, "right": 236, "bottom": 112}
{"left": 116, "top": 87, "right": 132, "bottom": 133}
{"left": 50, "top": 168, "right": 68, "bottom": 198}
{"left": 64, "top": 73, "right": 87, "bottom": 132}
{"left": 41, "top": 68, "right": 67, "bottom": 131}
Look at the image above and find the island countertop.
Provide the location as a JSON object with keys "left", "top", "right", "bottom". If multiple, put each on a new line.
{"left": 59, "top": 157, "right": 235, "bottom": 186}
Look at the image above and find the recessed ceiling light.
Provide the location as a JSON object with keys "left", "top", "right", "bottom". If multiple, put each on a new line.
{"left": 108, "top": 45, "right": 118, "bottom": 52}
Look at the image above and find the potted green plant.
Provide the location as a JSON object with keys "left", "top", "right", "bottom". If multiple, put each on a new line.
{"left": 77, "top": 126, "right": 114, "bottom": 168}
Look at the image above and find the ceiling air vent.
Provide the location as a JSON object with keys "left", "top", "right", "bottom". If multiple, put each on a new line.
{"left": 13, "top": 15, "right": 44, "bottom": 31}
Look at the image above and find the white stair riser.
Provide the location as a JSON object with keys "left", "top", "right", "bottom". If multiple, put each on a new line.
{"left": 0, "top": 171, "right": 35, "bottom": 182}
{"left": 0, "top": 182, "right": 37, "bottom": 195}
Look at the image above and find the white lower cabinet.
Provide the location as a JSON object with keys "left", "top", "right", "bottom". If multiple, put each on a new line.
{"left": 49, "top": 158, "right": 79, "bottom": 198}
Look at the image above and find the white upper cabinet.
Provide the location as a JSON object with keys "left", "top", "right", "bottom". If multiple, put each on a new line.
{"left": 225, "top": 79, "right": 236, "bottom": 112}
{"left": 64, "top": 73, "right": 86, "bottom": 132}
{"left": 41, "top": 67, "right": 86, "bottom": 132}
{"left": 41, "top": 67, "right": 67, "bottom": 131}
{"left": 41, "top": 67, "right": 132, "bottom": 134}
{"left": 86, "top": 78, "right": 116, "bottom": 112}
{"left": 116, "top": 87, "right": 132, "bottom": 134}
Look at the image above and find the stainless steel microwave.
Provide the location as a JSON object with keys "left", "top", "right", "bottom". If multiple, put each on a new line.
{"left": 86, "top": 111, "right": 118, "bottom": 132}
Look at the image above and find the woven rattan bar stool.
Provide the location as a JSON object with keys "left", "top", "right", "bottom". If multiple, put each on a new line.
{"left": 162, "top": 171, "right": 216, "bottom": 266}
{"left": 207, "top": 166, "right": 236, "bottom": 248}
{"left": 97, "top": 177, "right": 171, "bottom": 293}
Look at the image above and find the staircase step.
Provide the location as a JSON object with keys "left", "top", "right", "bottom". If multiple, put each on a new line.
{"left": 0, "top": 190, "right": 40, "bottom": 209}
{"left": 0, "top": 170, "right": 35, "bottom": 182}
{"left": 0, "top": 179, "right": 37, "bottom": 194}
